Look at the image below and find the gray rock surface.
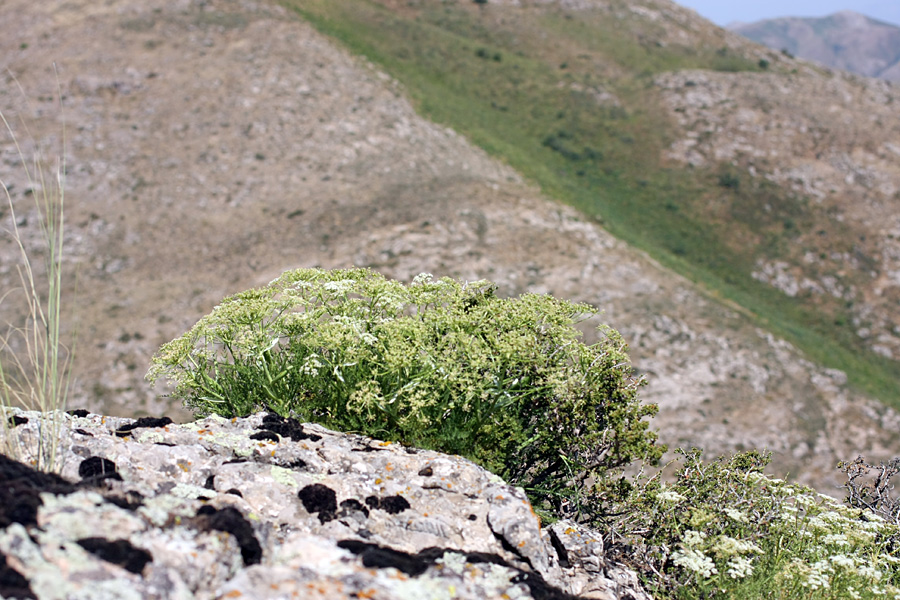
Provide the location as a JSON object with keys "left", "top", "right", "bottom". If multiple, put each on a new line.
{"left": 0, "top": 409, "right": 651, "bottom": 600}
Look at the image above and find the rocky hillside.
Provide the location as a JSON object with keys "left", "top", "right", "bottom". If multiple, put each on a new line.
{"left": 730, "top": 10, "right": 900, "bottom": 81}
{"left": 1, "top": 0, "right": 899, "bottom": 493}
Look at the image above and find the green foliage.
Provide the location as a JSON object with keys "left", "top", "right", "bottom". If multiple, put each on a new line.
{"left": 148, "top": 268, "right": 663, "bottom": 517}
{"left": 608, "top": 450, "right": 900, "bottom": 599}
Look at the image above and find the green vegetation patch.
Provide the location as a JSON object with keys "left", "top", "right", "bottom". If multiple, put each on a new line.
{"left": 148, "top": 268, "right": 663, "bottom": 517}
{"left": 610, "top": 450, "right": 900, "bottom": 599}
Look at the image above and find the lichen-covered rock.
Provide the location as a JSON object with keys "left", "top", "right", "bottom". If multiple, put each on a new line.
{"left": 0, "top": 410, "right": 650, "bottom": 600}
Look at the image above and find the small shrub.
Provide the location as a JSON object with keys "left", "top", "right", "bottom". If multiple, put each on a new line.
{"left": 607, "top": 449, "right": 900, "bottom": 599}
{"left": 717, "top": 168, "right": 741, "bottom": 190}
{"left": 148, "top": 268, "right": 663, "bottom": 518}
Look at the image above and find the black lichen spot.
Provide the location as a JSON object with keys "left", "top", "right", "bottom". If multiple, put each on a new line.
{"left": 365, "top": 494, "right": 410, "bottom": 514}
{"left": 0, "top": 455, "right": 75, "bottom": 529}
{"left": 0, "top": 551, "right": 36, "bottom": 599}
{"left": 249, "top": 431, "right": 280, "bottom": 443}
{"left": 258, "top": 413, "right": 322, "bottom": 442}
{"left": 78, "top": 457, "right": 122, "bottom": 483}
{"left": 104, "top": 491, "right": 145, "bottom": 511}
{"left": 468, "top": 514, "right": 478, "bottom": 521}
{"left": 225, "top": 488, "right": 243, "bottom": 497}
{"left": 194, "top": 506, "right": 262, "bottom": 566}
{"left": 417, "top": 466, "right": 433, "bottom": 477}
{"left": 8, "top": 415, "right": 27, "bottom": 427}
{"left": 204, "top": 475, "right": 216, "bottom": 490}
{"left": 114, "top": 416, "right": 173, "bottom": 437}
{"left": 337, "top": 541, "right": 580, "bottom": 599}
{"left": 378, "top": 495, "right": 410, "bottom": 514}
{"left": 298, "top": 483, "right": 337, "bottom": 523}
{"left": 76, "top": 538, "right": 152, "bottom": 574}
{"left": 67, "top": 409, "right": 90, "bottom": 418}
{"left": 337, "top": 540, "right": 430, "bottom": 576}
{"left": 338, "top": 499, "right": 370, "bottom": 518}
{"left": 73, "top": 428, "right": 93, "bottom": 437}
{"left": 279, "top": 458, "right": 307, "bottom": 470}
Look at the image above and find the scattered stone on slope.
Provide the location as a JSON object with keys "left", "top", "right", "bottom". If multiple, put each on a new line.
{"left": 0, "top": 409, "right": 651, "bottom": 600}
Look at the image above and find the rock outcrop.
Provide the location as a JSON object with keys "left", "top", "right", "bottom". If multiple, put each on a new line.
{"left": 0, "top": 410, "right": 650, "bottom": 600}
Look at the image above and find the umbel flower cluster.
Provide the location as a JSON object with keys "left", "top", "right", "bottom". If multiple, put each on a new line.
{"left": 148, "top": 268, "right": 663, "bottom": 518}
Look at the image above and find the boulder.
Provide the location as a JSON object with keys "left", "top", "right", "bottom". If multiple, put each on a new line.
{"left": 0, "top": 410, "right": 650, "bottom": 599}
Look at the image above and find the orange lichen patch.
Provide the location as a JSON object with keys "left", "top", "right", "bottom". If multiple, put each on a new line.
{"left": 564, "top": 528, "right": 576, "bottom": 535}
{"left": 356, "top": 588, "right": 378, "bottom": 599}
{"left": 378, "top": 441, "right": 391, "bottom": 447}
{"left": 518, "top": 540, "right": 526, "bottom": 548}
{"left": 177, "top": 461, "right": 191, "bottom": 472}
{"left": 300, "top": 581, "right": 346, "bottom": 597}
{"left": 384, "top": 463, "right": 394, "bottom": 471}
{"left": 375, "top": 478, "right": 382, "bottom": 485}
{"left": 495, "top": 495, "right": 505, "bottom": 501}
{"left": 525, "top": 501, "right": 541, "bottom": 526}
{"left": 221, "top": 590, "right": 243, "bottom": 598}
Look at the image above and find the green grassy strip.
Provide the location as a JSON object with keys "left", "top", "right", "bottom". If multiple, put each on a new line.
{"left": 282, "top": 0, "right": 899, "bottom": 405}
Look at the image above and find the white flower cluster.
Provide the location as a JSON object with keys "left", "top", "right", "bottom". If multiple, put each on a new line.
{"left": 656, "top": 488, "right": 686, "bottom": 503}
{"left": 723, "top": 507, "right": 748, "bottom": 523}
{"left": 299, "top": 354, "right": 323, "bottom": 377}
{"left": 710, "top": 535, "right": 761, "bottom": 557}
{"left": 322, "top": 279, "right": 355, "bottom": 294}
{"left": 672, "top": 547, "right": 718, "bottom": 579}
{"left": 725, "top": 556, "right": 754, "bottom": 579}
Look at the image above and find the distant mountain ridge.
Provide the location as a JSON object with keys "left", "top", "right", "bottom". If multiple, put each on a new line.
{"left": 730, "top": 10, "right": 900, "bottom": 81}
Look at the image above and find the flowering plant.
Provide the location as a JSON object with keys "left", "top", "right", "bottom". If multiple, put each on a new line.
{"left": 608, "top": 449, "right": 900, "bottom": 599}
{"left": 148, "top": 268, "right": 662, "bottom": 517}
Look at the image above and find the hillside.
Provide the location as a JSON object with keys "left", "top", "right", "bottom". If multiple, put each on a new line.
{"left": 730, "top": 10, "right": 900, "bottom": 81}
{"left": 1, "top": 0, "right": 899, "bottom": 493}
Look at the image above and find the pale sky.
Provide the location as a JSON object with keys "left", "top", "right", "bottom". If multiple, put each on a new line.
{"left": 674, "top": 1, "right": 900, "bottom": 27}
